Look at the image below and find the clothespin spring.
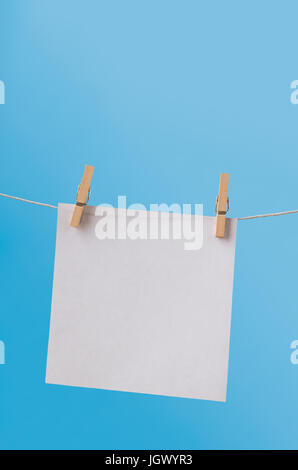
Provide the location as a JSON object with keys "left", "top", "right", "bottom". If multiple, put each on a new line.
{"left": 215, "top": 197, "right": 229, "bottom": 215}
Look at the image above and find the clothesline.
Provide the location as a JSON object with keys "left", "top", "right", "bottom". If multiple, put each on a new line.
{"left": 0, "top": 192, "right": 57, "bottom": 209}
{"left": 1, "top": 191, "right": 298, "bottom": 221}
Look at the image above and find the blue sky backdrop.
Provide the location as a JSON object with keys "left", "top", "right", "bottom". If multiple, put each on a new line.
{"left": 1, "top": 0, "right": 298, "bottom": 449}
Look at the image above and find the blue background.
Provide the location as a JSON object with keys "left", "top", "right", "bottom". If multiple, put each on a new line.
{"left": 0, "top": 0, "right": 298, "bottom": 450}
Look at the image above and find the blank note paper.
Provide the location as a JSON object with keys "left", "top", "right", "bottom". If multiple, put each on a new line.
{"left": 46, "top": 204, "right": 237, "bottom": 402}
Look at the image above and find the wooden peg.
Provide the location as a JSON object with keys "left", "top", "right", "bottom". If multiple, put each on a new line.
{"left": 215, "top": 173, "right": 229, "bottom": 238}
{"left": 70, "top": 165, "right": 94, "bottom": 227}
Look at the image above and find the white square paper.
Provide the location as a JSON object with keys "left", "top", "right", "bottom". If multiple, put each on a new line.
{"left": 46, "top": 204, "right": 237, "bottom": 401}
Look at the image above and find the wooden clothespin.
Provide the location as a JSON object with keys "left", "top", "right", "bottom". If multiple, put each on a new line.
{"left": 70, "top": 165, "right": 94, "bottom": 227}
{"left": 215, "top": 173, "right": 229, "bottom": 238}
